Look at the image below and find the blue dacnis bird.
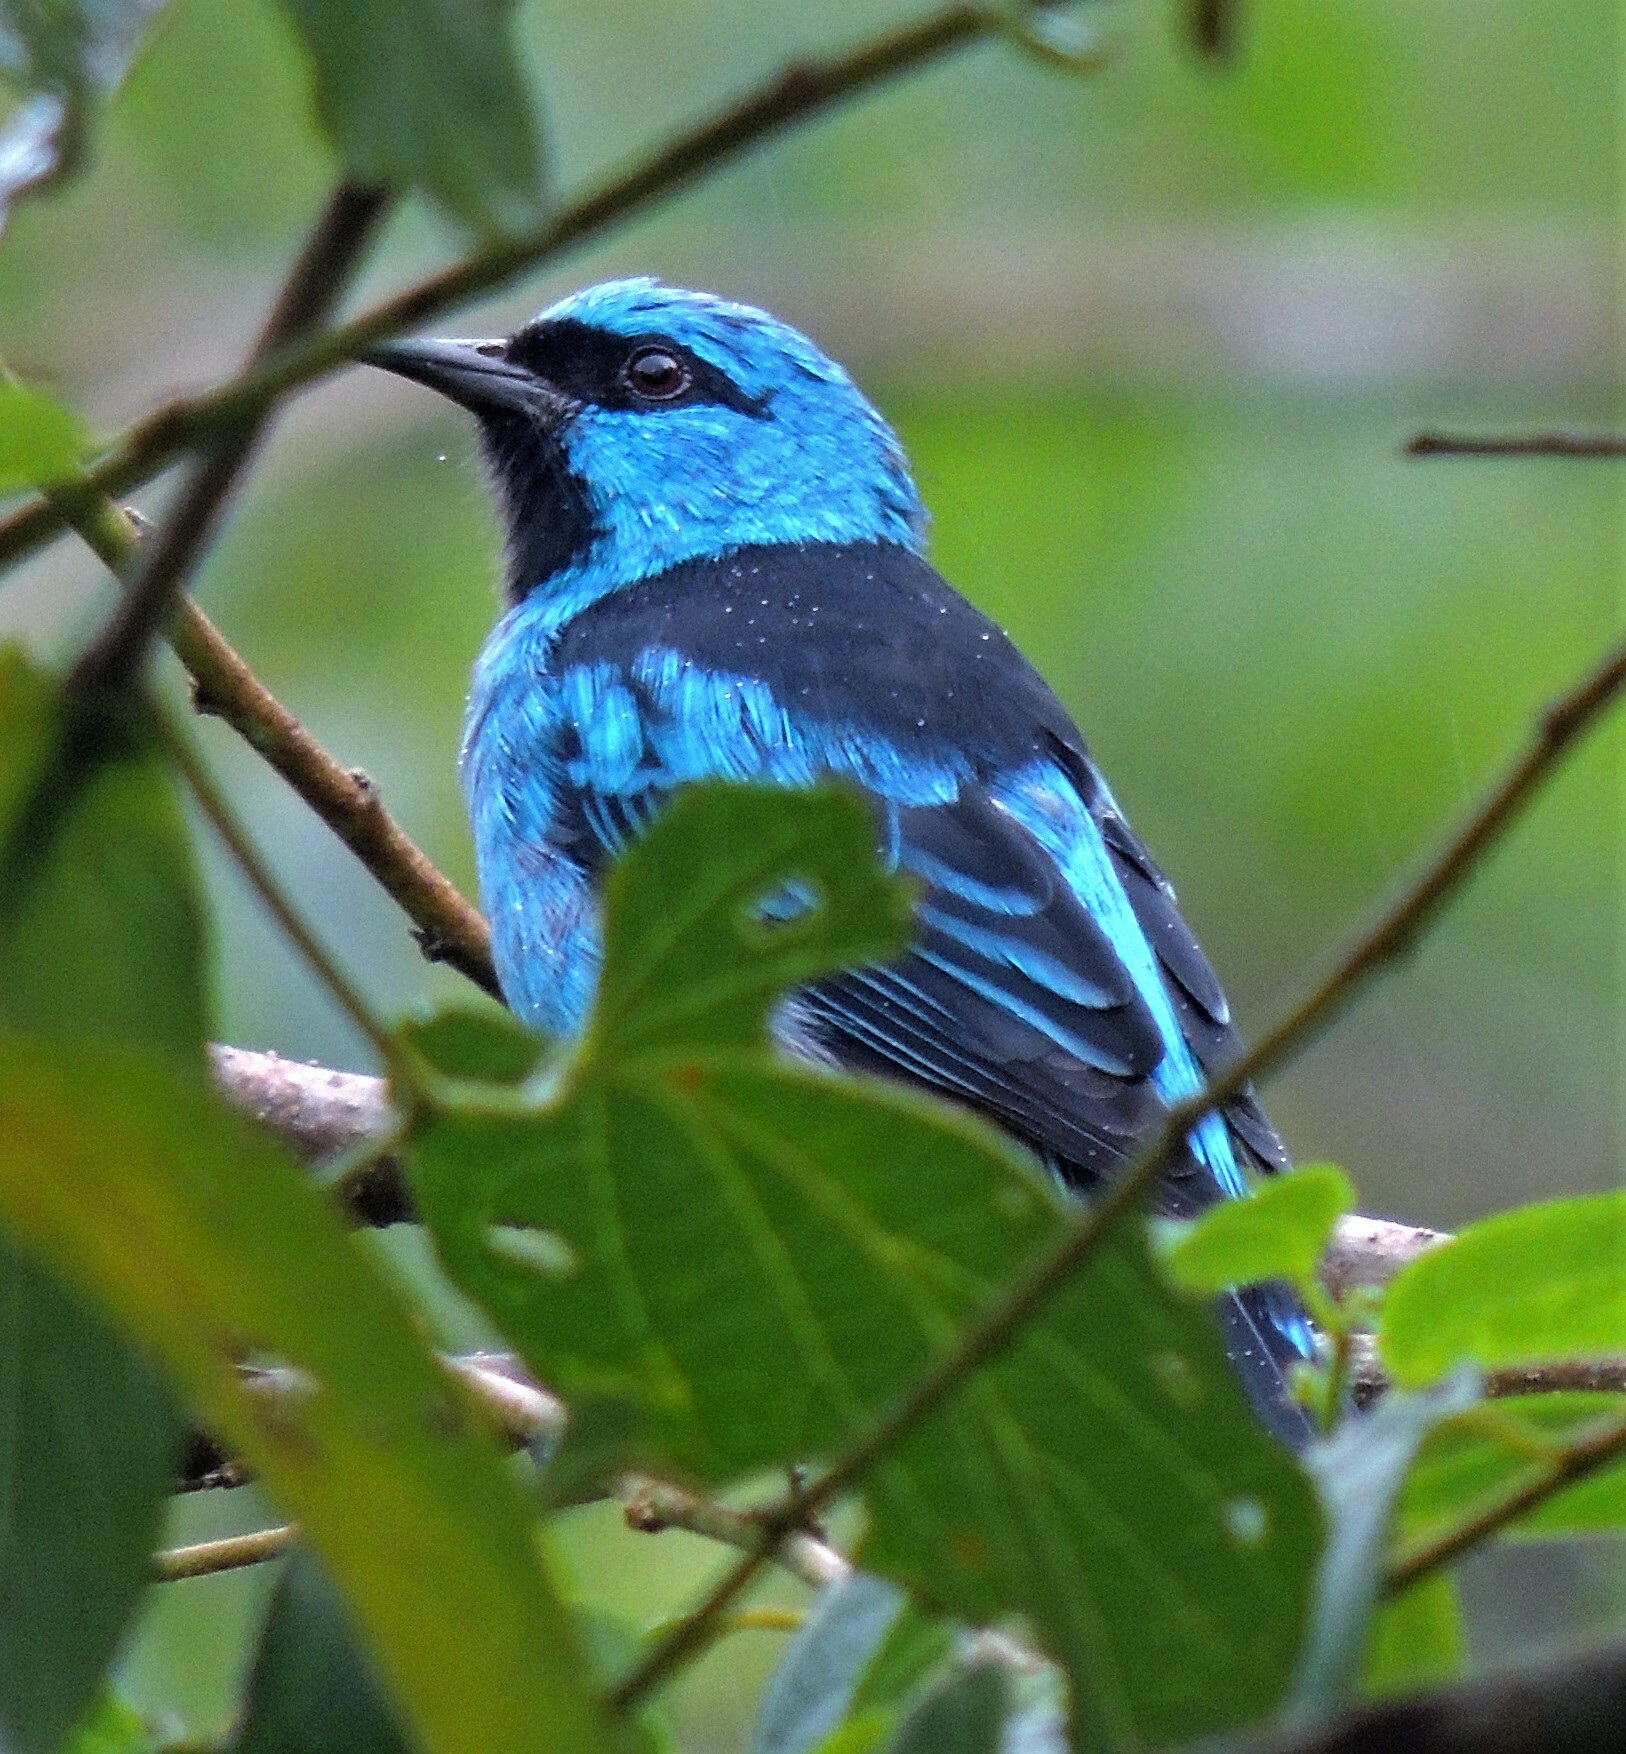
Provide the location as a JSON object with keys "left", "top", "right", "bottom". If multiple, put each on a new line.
{"left": 368, "top": 279, "right": 1318, "bottom": 1444}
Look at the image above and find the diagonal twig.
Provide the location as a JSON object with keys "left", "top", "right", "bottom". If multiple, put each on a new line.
{"left": 56, "top": 493, "right": 497, "bottom": 995}
{"left": 1408, "top": 432, "right": 1626, "bottom": 459}
{"left": 66, "top": 182, "right": 391, "bottom": 699}
{"left": 0, "top": 3, "right": 1020, "bottom": 578}
{"left": 609, "top": 627, "right": 1626, "bottom": 1712}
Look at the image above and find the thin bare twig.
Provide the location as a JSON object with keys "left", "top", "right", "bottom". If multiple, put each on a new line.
{"left": 620, "top": 1475, "right": 849, "bottom": 1590}
{"left": 1408, "top": 432, "right": 1626, "bottom": 460}
{"left": 0, "top": 4, "right": 1011, "bottom": 578}
{"left": 155, "top": 1524, "right": 296, "bottom": 1583}
{"left": 610, "top": 629, "right": 1626, "bottom": 1713}
{"left": 1383, "top": 1409, "right": 1626, "bottom": 1596}
{"left": 68, "top": 183, "right": 392, "bottom": 699}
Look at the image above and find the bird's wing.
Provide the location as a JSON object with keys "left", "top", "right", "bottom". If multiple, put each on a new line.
{"left": 530, "top": 652, "right": 1281, "bottom": 1220}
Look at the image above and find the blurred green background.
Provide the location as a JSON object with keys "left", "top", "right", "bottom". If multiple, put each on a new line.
{"left": 0, "top": 0, "right": 1619, "bottom": 1746}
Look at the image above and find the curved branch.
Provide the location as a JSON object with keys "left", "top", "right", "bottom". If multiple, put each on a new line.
{"left": 49, "top": 495, "right": 498, "bottom": 996}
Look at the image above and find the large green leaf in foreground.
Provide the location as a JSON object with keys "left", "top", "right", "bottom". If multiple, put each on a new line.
{"left": 410, "top": 786, "right": 1322, "bottom": 1750}
{"left": 0, "top": 649, "right": 612, "bottom": 1754}
{"left": 0, "top": 654, "right": 187, "bottom": 1754}
{"left": 0, "top": 1037, "right": 614, "bottom": 1754}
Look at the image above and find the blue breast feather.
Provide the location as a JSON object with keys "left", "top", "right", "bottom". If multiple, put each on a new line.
{"left": 463, "top": 540, "right": 1319, "bottom": 1388}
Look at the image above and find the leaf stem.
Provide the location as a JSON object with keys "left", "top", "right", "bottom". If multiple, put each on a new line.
{"left": 611, "top": 628, "right": 1626, "bottom": 1712}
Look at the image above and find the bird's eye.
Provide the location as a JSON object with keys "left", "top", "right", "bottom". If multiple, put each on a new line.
{"left": 622, "top": 347, "right": 690, "bottom": 402}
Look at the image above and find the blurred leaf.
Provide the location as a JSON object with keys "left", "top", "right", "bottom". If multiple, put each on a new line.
{"left": 0, "top": 690, "right": 207, "bottom": 1062}
{"left": 272, "top": 0, "right": 546, "bottom": 233}
{"left": 59, "top": 1693, "right": 155, "bottom": 1754}
{"left": 234, "top": 1552, "right": 410, "bottom": 1754}
{"left": 848, "top": 1607, "right": 953, "bottom": 1717}
{"left": 1362, "top": 1574, "right": 1463, "bottom": 1699}
{"left": 1399, "top": 1394, "right": 1626, "bottom": 1544}
{"left": 0, "top": 0, "right": 167, "bottom": 228}
{"left": 0, "top": 652, "right": 187, "bottom": 1754}
{"left": 1161, "top": 1165, "right": 1354, "bottom": 1297}
{"left": 0, "top": 1039, "right": 615, "bottom": 1754}
{"left": 882, "top": 1664, "right": 1009, "bottom": 1754}
{"left": 812, "top": 1716, "right": 890, "bottom": 1754}
{"left": 0, "top": 377, "right": 93, "bottom": 490}
{"left": 0, "top": 1250, "right": 177, "bottom": 1754}
{"left": 1290, "top": 1372, "right": 1478, "bottom": 1720}
{"left": 403, "top": 1006, "right": 543, "bottom": 1085}
{"left": 750, "top": 1574, "right": 905, "bottom": 1754}
{"left": 1381, "top": 1193, "right": 1626, "bottom": 1388}
{"left": 410, "top": 786, "right": 1321, "bottom": 1750}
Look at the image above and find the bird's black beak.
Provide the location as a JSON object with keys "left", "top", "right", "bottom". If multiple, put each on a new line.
{"left": 364, "top": 337, "right": 568, "bottom": 421}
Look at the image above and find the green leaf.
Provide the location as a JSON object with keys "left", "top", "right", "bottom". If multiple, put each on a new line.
{"left": 750, "top": 1575, "right": 905, "bottom": 1754}
{"left": 1380, "top": 1192, "right": 1626, "bottom": 1387}
{"left": 272, "top": 0, "right": 546, "bottom": 233}
{"left": 410, "top": 786, "right": 1321, "bottom": 1750}
{"left": 234, "top": 1552, "right": 411, "bottom": 1754}
{"left": 0, "top": 380, "right": 95, "bottom": 491}
{"left": 402, "top": 1006, "right": 543, "bottom": 1085}
{"left": 58, "top": 1693, "right": 155, "bottom": 1754}
{"left": 0, "top": 0, "right": 167, "bottom": 228}
{"left": 0, "top": 692, "right": 208, "bottom": 1060}
{"left": 1161, "top": 1165, "right": 1355, "bottom": 1296}
{"left": 1289, "top": 1372, "right": 1478, "bottom": 1720}
{"left": 0, "top": 1040, "right": 615, "bottom": 1754}
{"left": 587, "top": 783, "right": 914, "bottom": 1059}
{"left": 1362, "top": 1575, "right": 1463, "bottom": 1699}
{"left": 0, "top": 1251, "right": 176, "bottom": 1754}
{"left": 1398, "top": 1393, "right": 1626, "bottom": 1543}
{"left": 0, "top": 654, "right": 189, "bottom": 1754}
{"left": 882, "top": 1664, "right": 1009, "bottom": 1754}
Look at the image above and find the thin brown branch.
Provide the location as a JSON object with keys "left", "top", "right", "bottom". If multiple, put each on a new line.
{"left": 66, "top": 183, "right": 392, "bottom": 698}
{"left": 0, "top": 4, "right": 1011, "bottom": 577}
{"left": 175, "top": 598, "right": 498, "bottom": 994}
{"left": 620, "top": 1476, "right": 849, "bottom": 1590}
{"left": 1408, "top": 432, "right": 1626, "bottom": 459}
{"left": 611, "top": 629, "right": 1626, "bottom": 1713}
{"left": 1383, "top": 1408, "right": 1626, "bottom": 1596}
{"left": 47, "top": 494, "right": 498, "bottom": 997}
{"left": 155, "top": 1524, "right": 296, "bottom": 1583}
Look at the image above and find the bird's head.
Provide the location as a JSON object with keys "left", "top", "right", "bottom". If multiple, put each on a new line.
{"left": 367, "top": 278, "right": 928, "bottom": 608}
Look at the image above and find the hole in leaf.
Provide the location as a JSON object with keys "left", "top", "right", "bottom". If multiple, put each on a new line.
{"left": 1224, "top": 1497, "right": 1269, "bottom": 1545}
{"left": 741, "top": 874, "right": 825, "bottom": 940}
{"left": 487, "top": 1225, "right": 578, "bottom": 1278}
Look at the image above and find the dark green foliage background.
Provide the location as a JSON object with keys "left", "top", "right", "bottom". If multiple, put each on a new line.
{"left": 0, "top": 0, "right": 1618, "bottom": 1746}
